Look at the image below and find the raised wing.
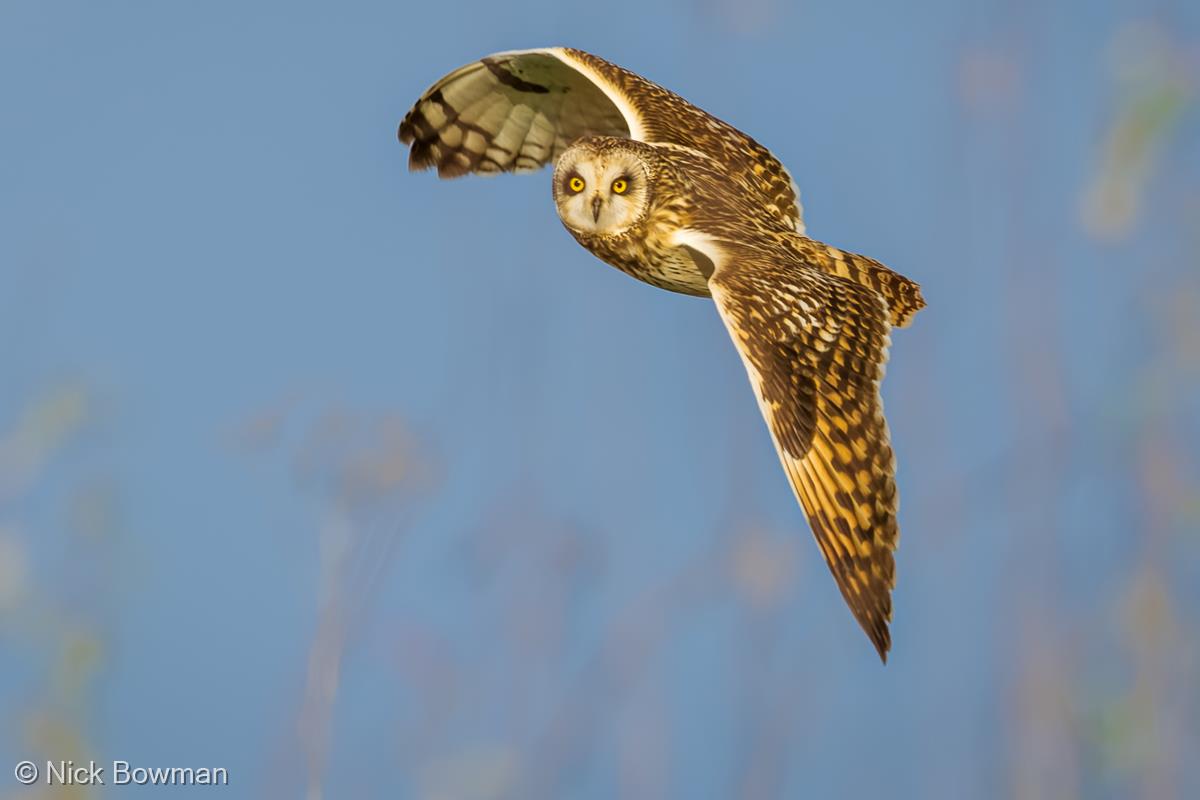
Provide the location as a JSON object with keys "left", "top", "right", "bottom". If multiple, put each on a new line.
{"left": 399, "top": 47, "right": 805, "bottom": 232}
{"left": 709, "top": 242, "right": 902, "bottom": 661}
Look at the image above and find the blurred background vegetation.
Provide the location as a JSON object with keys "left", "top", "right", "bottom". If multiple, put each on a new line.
{"left": 1, "top": 1, "right": 1197, "bottom": 798}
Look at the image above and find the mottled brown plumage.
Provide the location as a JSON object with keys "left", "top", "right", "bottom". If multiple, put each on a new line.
{"left": 710, "top": 240, "right": 904, "bottom": 657}
{"left": 399, "top": 47, "right": 804, "bottom": 232}
{"left": 399, "top": 47, "right": 925, "bottom": 661}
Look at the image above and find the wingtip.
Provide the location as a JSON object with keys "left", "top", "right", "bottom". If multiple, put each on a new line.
{"left": 865, "top": 617, "right": 892, "bottom": 664}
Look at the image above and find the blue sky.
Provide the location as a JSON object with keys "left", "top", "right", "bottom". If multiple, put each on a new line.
{"left": 2, "top": 1, "right": 1198, "bottom": 798}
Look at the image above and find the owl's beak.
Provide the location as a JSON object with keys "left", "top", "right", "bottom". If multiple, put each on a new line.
{"left": 591, "top": 195, "right": 602, "bottom": 222}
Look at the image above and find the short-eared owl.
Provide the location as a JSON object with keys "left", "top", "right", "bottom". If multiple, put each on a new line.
{"left": 400, "top": 48, "right": 925, "bottom": 661}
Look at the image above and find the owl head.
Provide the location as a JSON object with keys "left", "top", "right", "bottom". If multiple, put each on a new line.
{"left": 552, "top": 137, "right": 656, "bottom": 237}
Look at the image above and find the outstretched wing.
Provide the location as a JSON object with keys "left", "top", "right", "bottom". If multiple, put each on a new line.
{"left": 399, "top": 47, "right": 805, "bottom": 232}
{"left": 708, "top": 242, "right": 901, "bottom": 661}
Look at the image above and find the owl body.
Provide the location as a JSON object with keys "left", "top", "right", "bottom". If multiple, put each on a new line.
{"left": 553, "top": 135, "right": 807, "bottom": 297}
{"left": 399, "top": 47, "right": 926, "bottom": 661}
{"left": 569, "top": 212, "right": 706, "bottom": 296}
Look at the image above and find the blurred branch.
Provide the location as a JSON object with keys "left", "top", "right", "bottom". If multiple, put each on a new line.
{"left": 233, "top": 403, "right": 435, "bottom": 800}
{"left": 0, "top": 385, "right": 90, "bottom": 505}
{"left": 1081, "top": 23, "right": 1195, "bottom": 241}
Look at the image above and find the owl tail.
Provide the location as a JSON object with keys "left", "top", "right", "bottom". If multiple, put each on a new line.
{"left": 825, "top": 249, "right": 926, "bottom": 328}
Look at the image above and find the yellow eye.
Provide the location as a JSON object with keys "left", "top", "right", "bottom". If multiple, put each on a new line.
{"left": 611, "top": 178, "right": 628, "bottom": 194}
{"left": 568, "top": 176, "right": 585, "bottom": 193}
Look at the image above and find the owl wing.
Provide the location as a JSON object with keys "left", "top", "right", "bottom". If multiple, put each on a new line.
{"left": 399, "top": 47, "right": 805, "bottom": 232}
{"left": 707, "top": 242, "right": 901, "bottom": 661}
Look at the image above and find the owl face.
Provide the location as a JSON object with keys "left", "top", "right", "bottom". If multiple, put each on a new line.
{"left": 553, "top": 142, "right": 652, "bottom": 237}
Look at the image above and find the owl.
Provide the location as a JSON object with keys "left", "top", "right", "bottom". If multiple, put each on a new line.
{"left": 399, "top": 48, "right": 925, "bottom": 661}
